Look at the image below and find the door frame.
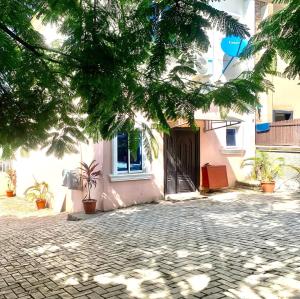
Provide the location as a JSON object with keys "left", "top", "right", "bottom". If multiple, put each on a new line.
{"left": 163, "top": 128, "right": 200, "bottom": 195}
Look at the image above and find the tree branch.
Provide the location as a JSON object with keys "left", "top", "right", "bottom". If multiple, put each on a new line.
{"left": 35, "top": 45, "right": 81, "bottom": 62}
{"left": 0, "top": 22, "right": 63, "bottom": 64}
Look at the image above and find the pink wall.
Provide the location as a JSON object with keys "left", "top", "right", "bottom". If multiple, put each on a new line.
{"left": 200, "top": 127, "right": 237, "bottom": 186}
{"left": 71, "top": 140, "right": 164, "bottom": 212}
{"left": 57, "top": 120, "right": 255, "bottom": 212}
{"left": 15, "top": 117, "right": 254, "bottom": 213}
{"left": 199, "top": 117, "right": 256, "bottom": 187}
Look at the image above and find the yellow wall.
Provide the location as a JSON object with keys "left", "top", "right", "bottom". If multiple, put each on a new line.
{"left": 260, "top": 74, "right": 300, "bottom": 123}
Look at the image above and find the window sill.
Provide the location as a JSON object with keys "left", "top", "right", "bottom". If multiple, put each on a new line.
{"left": 109, "top": 173, "right": 153, "bottom": 182}
{"left": 221, "top": 148, "right": 246, "bottom": 155}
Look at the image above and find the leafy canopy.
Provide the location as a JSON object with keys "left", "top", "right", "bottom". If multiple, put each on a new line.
{"left": 246, "top": 0, "right": 300, "bottom": 79}
{"left": 0, "top": 0, "right": 86, "bottom": 158}
{"left": 0, "top": 0, "right": 266, "bottom": 158}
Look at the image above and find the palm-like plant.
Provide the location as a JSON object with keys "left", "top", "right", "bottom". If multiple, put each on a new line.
{"left": 25, "top": 181, "right": 51, "bottom": 202}
{"left": 241, "top": 151, "right": 285, "bottom": 183}
{"left": 79, "top": 160, "right": 102, "bottom": 201}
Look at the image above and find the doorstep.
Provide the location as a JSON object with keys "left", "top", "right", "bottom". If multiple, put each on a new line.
{"left": 67, "top": 210, "right": 105, "bottom": 221}
{"left": 164, "top": 191, "right": 207, "bottom": 202}
{"left": 236, "top": 180, "right": 260, "bottom": 190}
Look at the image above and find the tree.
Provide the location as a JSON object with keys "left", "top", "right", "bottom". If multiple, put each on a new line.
{"left": 247, "top": 0, "right": 300, "bottom": 79}
{"left": 0, "top": 0, "right": 86, "bottom": 158}
{"left": 0, "top": 0, "right": 265, "bottom": 158}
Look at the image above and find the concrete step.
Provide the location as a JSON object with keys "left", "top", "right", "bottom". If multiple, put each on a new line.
{"left": 164, "top": 191, "right": 207, "bottom": 202}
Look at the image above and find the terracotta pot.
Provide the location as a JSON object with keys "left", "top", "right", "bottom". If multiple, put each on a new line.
{"left": 261, "top": 181, "right": 275, "bottom": 193}
{"left": 83, "top": 200, "right": 97, "bottom": 214}
{"left": 6, "top": 190, "right": 14, "bottom": 197}
{"left": 36, "top": 198, "right": 47, "bottom": 210}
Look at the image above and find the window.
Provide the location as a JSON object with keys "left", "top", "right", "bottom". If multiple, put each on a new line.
{"left": 117, "top": 132, "right": 143, "bottom": 173}
{"left": 273, "top": 110, "right": 293, "bottom": 122}
{"left": 0, "top": 160, "right": 11, "bottom": 172}
{"left": 226, "top": 128, "right": 237, "bottom": 147}
{"left": 110, "top": 131, "right": 152, "bottom": 182}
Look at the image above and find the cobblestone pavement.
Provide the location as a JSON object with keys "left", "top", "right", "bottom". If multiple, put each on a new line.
{"left": 0, "top": 196, "right": 57, "bottom": 218}
{"left": 1, "top": 191, "right": 300, "bottom": 299}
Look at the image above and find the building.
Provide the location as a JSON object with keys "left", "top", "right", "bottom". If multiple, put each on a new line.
{"left": 1, "top": 0, "right": 257, "bottom": 212}
{"left": 255, "top": 0, "right": 300, "bottom": 125}
{"left": 254, "top": 0, "right": 300, "bottom": 190}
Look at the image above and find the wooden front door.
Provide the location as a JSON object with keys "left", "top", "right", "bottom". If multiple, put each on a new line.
{"left": 164, "top": 129, "right": 199, "bottom": 194}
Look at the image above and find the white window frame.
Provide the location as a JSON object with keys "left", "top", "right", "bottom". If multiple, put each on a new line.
{"left": 110, "top": 133, "right": 152, "bottom": 182}
{"left": 226, "top": 127, "right": 238, "bottom": 147}
{"left": 221, "top": 125, "right": 245, "bottom": 155}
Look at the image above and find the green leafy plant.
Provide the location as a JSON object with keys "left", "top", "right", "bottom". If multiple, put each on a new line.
{"left": 25, "top": 181, "right": 51, "bottom": 202}
{"left": 241, "top": 151, "right": 285, "bottom": 183}
{"left": 245, "top": 0, "right": 300, "bottom": 80}
{"left": 284, "top": 164, "right": 300, "bottom": 181}
{"left": 79, "top": 160, "right": 102, "bottom": 201}
{"left": 6, "top": 168, "right": 16, "bottom": 192}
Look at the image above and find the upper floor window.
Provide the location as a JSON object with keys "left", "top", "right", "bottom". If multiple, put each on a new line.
{"left": 273, "top": 110, "right": 293, "bottom": 122}
{"left": 226, "top": 128, "right": 237, "bottom": 147}
{"left": 117, "top": 132, "right": 143, "bottom": 173}
{"left": 0, "top": 160, "right": 11, "bottom": 173}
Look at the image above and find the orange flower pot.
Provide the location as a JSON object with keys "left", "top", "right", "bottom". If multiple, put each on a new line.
{"left": 261, "top": 181, "right": 275, "bottom": 193}
{"left": 36, "top": 199, "right": 47, "bottom": 210}
{"left": 6, "top": 190, "right": 14, "bottom": 197}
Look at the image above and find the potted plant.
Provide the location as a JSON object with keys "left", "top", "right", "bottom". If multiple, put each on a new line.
{"left": 79, "top": 160, "right": 102, "bottom": 214}
{"left": 25, "top": 181, "right": 51, "bottom": 209}
{"left": 241, "top": 151, "right": 285, "bottom": 193}
{"left": 6, "top": 169, "right": 16, "bottom": 197}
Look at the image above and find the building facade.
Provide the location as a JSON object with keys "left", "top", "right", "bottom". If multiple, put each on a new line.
{"left": 1, "top": 0, "right": 257, "bottom": 212}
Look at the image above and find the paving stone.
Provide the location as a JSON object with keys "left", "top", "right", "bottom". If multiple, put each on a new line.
{"left": 0, "top": 191, "right": 300, "bottom": 298}
{"left": 202, "top": 287, "right": 223, "bottom": 295}
{"left": 87, "top": 294, "right": 105, "bottom": 299}
{"left": 30, "top": 292, "right": 44, "bottom": 299}
{"left": 202, "top": 293, "right": 225, "bottom": 299}
{"left": 4, "top": 293, "right": 17, "bottom": 299}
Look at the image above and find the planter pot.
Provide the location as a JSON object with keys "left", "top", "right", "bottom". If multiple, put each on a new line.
{"left": 83, "top": 200, "right": 97, "bottom": 214}
{"left": 6, "top": 190, "right": 14, "bottom": 197}
{"left": 36, "top": 198, "right": 47, "bottom": 210}
{"left": 261, "top": 181, "right": 275, "bottom": 193}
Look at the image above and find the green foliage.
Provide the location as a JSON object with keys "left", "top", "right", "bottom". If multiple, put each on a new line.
{"left": 0, "top": 0, "right": 86, "bottom": 159}
{"left": 24, "top": 180, "right": 51, "bottom": 201}
{"left": 0, "top": 0, "right": 267, "bottom": 158}
{"left": 79, "top": 160, "right": 102, "bottom": 201}
{"left": 241, "top": 151, "right": 285, "bottom": 183}
{"left": 245, "top": 0, "right": 300, "bottom": 79}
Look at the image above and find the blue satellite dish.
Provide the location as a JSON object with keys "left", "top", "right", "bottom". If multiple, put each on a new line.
{"left": 221, "top": 36, "right": 248, "bottom": 57}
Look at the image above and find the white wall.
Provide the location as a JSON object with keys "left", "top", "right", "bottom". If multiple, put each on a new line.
{"left": 208, "top": 0, "right": 255, "bottom": 82}
{"left": 13, "top": 144, "right": 93, "bottom": 212}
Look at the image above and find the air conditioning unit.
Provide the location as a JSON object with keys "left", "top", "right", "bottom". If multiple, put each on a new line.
{"left": 193, "top": 52, "right": 214, "bottom": 77}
